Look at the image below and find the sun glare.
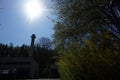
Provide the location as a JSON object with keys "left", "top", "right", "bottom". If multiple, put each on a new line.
{"left": 24, "top": 0, "right": 45, "bottom": 21}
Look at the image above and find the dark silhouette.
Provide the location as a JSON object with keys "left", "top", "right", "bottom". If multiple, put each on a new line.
{"left": 0, "top": 35, "right": 59, "bottom": 79}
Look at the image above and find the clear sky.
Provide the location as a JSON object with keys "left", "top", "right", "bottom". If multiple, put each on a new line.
{"left": 0, "top": 0, "right": 55, "bottom": 46}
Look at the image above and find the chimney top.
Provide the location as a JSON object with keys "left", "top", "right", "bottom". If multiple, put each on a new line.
{"left": 31, "top": 34, "right": 36, "bottom": 39}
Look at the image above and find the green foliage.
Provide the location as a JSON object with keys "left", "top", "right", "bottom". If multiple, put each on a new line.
{"left": 52, "top": 0, "right": 120, "bottom": 47}
{"left": 57, "top": 40, "right": 120, "bottom": 80}
{"left": 52, "top": 0, "right": 120, "bottom": 80}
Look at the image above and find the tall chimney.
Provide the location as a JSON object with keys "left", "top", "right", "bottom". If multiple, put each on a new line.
{"left": 29, "top": 34, "right": 36, "bottom": 57}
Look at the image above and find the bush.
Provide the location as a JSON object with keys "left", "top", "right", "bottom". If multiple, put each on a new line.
{"left": 57, "top": 41, "right": 120, "bottom": 80}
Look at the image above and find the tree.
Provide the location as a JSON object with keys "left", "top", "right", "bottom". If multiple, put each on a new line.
{"left": 37, "top": 37, "right": 52, "bottom": 50}
{"left": 35, "top": 37, "right": 58, "bottom": 78}
{"left": 96, "top": 0, "right": 120, "bottom": 40}
{"left": 52, "top": 0, "right": 120, "bottom": 47}
{"left": 51, "top": 0, "right": 120, "bottom": 80}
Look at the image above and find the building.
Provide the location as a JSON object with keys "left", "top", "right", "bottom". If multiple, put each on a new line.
{"left": 0, "top": 34, "right": 39, "bottom": 79}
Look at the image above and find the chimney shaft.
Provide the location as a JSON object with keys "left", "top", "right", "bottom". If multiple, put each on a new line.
{"left": 29, "top": 34, "right": 36, "bottom": 57}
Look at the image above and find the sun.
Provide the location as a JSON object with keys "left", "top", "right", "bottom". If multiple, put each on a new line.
{"left": 24, "top": 0, "right": 45, "bottom": 21}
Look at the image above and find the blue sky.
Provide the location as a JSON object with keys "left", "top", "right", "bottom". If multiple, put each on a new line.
{"left": 0, "top": 0, "right": 55, "bottom": 46}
